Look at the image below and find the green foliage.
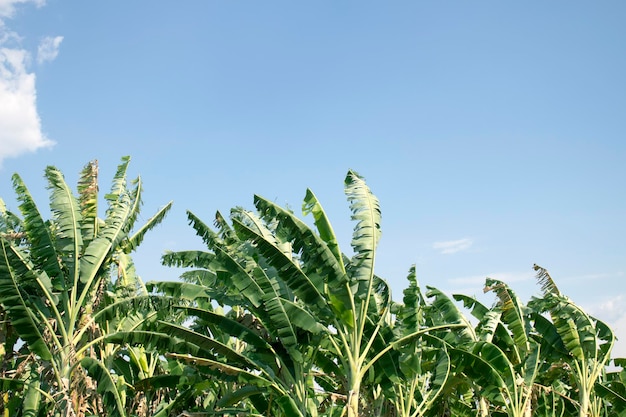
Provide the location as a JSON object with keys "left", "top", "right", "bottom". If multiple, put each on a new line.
{"left": 0, "top": 157, "right": 172, "bottom": 417}
{"left": 1, "top": 159, "right": 623, "bottom": 417}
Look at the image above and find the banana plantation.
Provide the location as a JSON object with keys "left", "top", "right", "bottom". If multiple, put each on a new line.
{"left": 1, "top": 157, "right": 625, "bottom": 417}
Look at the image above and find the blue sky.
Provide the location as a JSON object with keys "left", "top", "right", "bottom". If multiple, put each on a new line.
{"left": 1, "top": 1, "right": 625, "bottom": 357}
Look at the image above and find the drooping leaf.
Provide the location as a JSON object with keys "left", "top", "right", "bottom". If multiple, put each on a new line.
{"left": 415, "top": 345, "right": 452, "bottom": 415}
{"left": 21, "top": 367, "right": 41, "bottom": 417}
{"left": 155, "top": 321, "right": 262, "bottom": 367}
{"left": 104, "top": 330, "right": 212, "bottom": 359}
{"left": 595, "top": 380, "right": 626, "bottom": 413}
{"left": 533, "top": 263, "right": 560, "bottom": 296}
{"left": 426, "top": 286, "right": 476, "bottom": 345}
{"left": 161, "top": 250, "right": 216, "bottom": 270}
{"left": 124, "top": 201, "right": 172, "bottom": 252}
{"left": 453, "top": 294, "right": 490, "bottom": 321}
{"left": 215, "top": 385, "right": 266, "bottom": 408}
{"left": 449, "top": 342, "right": 510, "bottom": 405}
{"left": 0, "top": 198, "right": 25, "bottom": 243}
{"left": 594, "top": 317, "right": 615, "bottom": 364}
{"left": 531, "top": 312, "right": 569, "bottom": 359}
{"left": 133, "top": 374, "right": 181, "bottom": 391}
{"left": 165, "top": 353, "right": 275, "bottom": 388}
{"left": 147, "top": 280, "right": 241, "bottom": 308}
{"left": 172, "top": 305, "right": 271, "bottom": 350}
{"left": 253, "top": 195, "right": 352, "bottom": 324}
{"left": 302, "top": 188, "right": 345, "bottom": 271}
{"left": 0, "top": 240, "right": 52, "bottom": 360}
{"left": 81, "top": 357, "right": 127, "bottom": 417}
{"left": 484, "top": 278, "right": 530, "bottom": 362}
{"left": 12, "top": 174, "right": 64, "bottom": 290}
{"left": 150, "top": 388, "right": 194, "bottom": 417}
{"left": 231, "top": 213, "right": 330, "bottom": 318}
{"left": 186, "top": 210, "right": 218, "bottom": 248}
{"left": 89, "top": 294, "right": 176, "bottom": 328}
{"left": 452, "top": 293, "right": 515, "bottom": 346}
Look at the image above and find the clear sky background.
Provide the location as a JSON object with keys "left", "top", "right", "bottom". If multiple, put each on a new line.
{"left": 0, "top": 1, "right": 625, "bottom": 357}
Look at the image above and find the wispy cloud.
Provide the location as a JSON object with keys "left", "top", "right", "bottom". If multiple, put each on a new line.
{"left": 0, "top": 0, "right": 45, "bottom": 19}
{"left": 584, "top": 294, "right": 626, "bottom": 359}
{"left": 441, "top": 270, "right": 536, "bottom": 299}
{"left": 584, "top": 294, "right": 626, "bottom": 323}
{"left": 448, "top": 271, "right": 533, "bottom": 286}
{"left": 433, "top": 238, "right": 473, "bottom": 255}
{"left": 0, "top": 0, "right": 56, "bottom": 166}
{"left": 37, "top": 35, "right": 63, "bottom": 64}
{"left": 564, "top": 271, "right": 624, "bottom": 283}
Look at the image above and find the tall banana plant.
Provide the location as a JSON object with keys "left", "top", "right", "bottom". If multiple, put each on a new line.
{"left": 0, "top": 157, "right": 171, "bottom": 417}
{"left": 0, "top": 202, "right": 23, "bottom": 416}
{"left": 150, "top": 170, "right": 453, "bottom": 417}
{"left": 422, "top": 287, "right": 489, "bottom": 416}
{"left": 529, "top": 265, "right": 615, "bottom": 417}
{"left": 448, "top": 278, "right": 542, "bottom": 417}
{"left": 425, "top": 273, "right": 550, "bottom": 417}
{"left": 389, "top": 266, "right": 452, "bottom": 417}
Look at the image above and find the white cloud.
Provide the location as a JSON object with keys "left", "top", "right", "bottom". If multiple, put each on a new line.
{"left": 565, "top": 271, "right": 624, "bottom": 283}
{"left": 445, "top": 271, "right": 533, "bottom": 294}
{"left": 440, "top": 270, "right": 536, "bottom": 302}
{"left": 0, "top": 0, "right": 56, "bottom": 166}
{"left": 610, "top": 313, "right": 626, "bottom": 360}
{"left": 577, "top": 294, "right": 626, "bottom": 360}
{"left": 433, "top": 238, "right": 473, "bottom": 255}
{"left": 584, "top": 294, "right": 626, "bottom": 324}
{"left": 37, "top": 35, "right": 62, "bottom": 64}
{"left": 0, "top": 0, "right": 45, "bottom": 19}
{"left": 448, "top": 271, "right": 534, "bottom": 287}
{"left": 0, "top": 47, "right": 54, "bottom": 165}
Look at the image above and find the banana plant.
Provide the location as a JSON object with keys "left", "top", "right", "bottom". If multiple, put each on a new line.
{"left": 529, "top": 265, "right": 616, "bottom": 417}
{"left": 428, "top": 276, "right": 543, "bottom": 417}
{"left": 145, "top": 170, "right": 457, "bottom": 417}
{"left": 595, "top": 358, "right": 626, "bottom": 416}
{"left": 422, "top": 287, "right": 490, "bottom": 416}
{"left": 0, "top": 157, "right": 171, "bottom": 417}
{"left": 145, "top": 182, "right": 353, "bottom": 415}
{"left": 0, "top": 204, "right": 22, "bottom": 416}
{"left": 450, "top": 341, "right": 541, "bottom": 417}
{"left": 160, "top": 209, "right": 328, "bottom": 416}
{"left": 389, "top": 266, "right": 452, "bottom": 417}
